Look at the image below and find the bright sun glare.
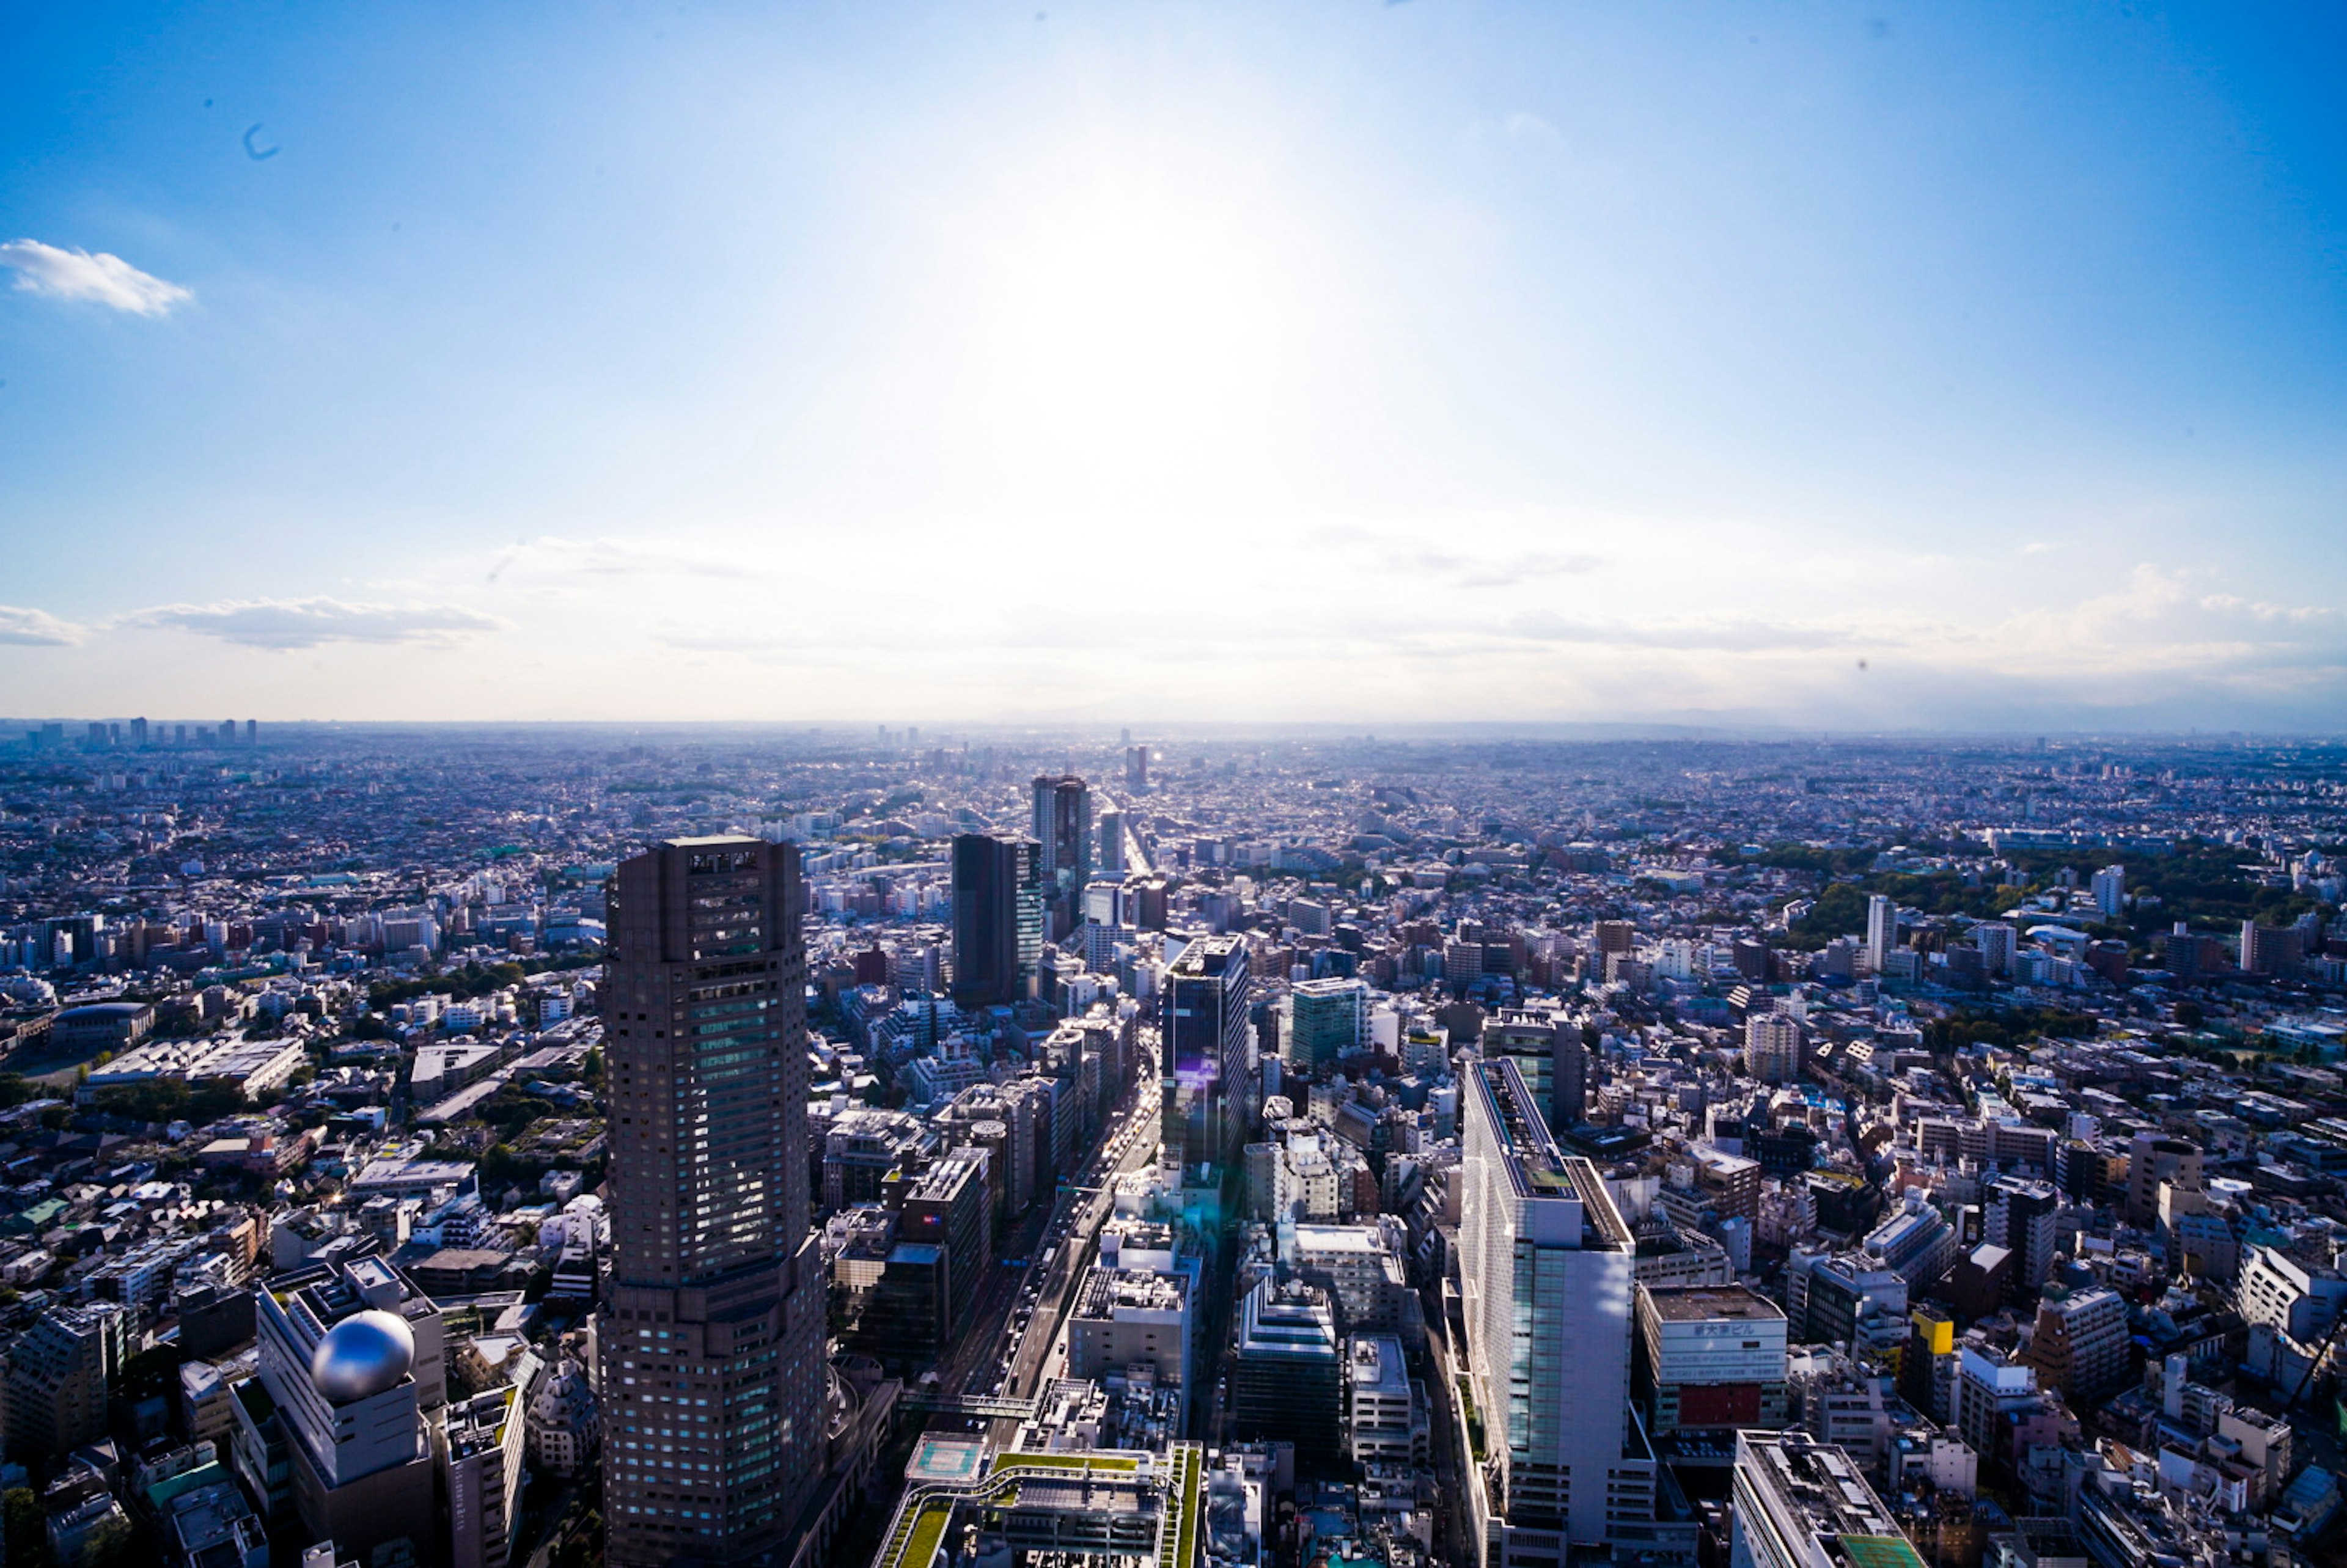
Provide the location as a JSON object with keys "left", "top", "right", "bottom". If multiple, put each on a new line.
{"left": 980, "top": 187, "right": 1275, "bottom": 478}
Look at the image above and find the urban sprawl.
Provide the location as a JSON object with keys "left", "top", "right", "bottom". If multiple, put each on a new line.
{"left": 2, "top": 721, "right": 2345, "bottom": 1568}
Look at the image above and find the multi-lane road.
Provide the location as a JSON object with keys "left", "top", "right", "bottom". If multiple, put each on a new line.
{"left": 918, "top": 1046, "right": 1162, "bottom": 1425}
{"left": 996, "top": 1069, "right": 1164, "bottom": 1406}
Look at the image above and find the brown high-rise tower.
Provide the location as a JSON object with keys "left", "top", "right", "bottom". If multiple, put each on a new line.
{"left": 600, "top": 837, "right": 826, "bottom": 1565}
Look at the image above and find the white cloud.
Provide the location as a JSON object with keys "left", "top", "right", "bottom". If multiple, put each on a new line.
{"left": 0, "top": 605, "right": 84, "bottom": 646}
{"left": 1502, "top": 612, "right": 1851, "bottom": 652}
{"left": 0, "top": 240, "right": 191, "bottom": 316}
{"left": 653, "top": 625, "right": 818, "bottom": 656}
{"left": 123, "top": 597, "right": 510, "bottom": 649}
{"left": 1465, "top": 112, "right": 1567, "bottom": 155}
{"left": 1307, "top": 523, "right": 1608, "bottom": 589}
{"left": 483, "top": 535, "right": 748, "bottom": 584}
{"left": 1502, "top": 112, "right": 1565, "bottom": 148}
{"left": 1392, "top": 547, "right": 1604, "bottom": 588}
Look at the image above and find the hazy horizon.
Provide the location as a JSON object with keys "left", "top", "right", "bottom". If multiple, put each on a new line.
{"left": 10, "top": 716, "right": 2342, "bottom": 747}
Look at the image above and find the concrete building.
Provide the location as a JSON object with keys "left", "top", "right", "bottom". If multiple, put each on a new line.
{"left": 1287, "top": 978, "right": 1369, "bottom": 1076}
{"left": 598, "top": 837, "right": 828, "bottom": 1566}
{"left": 1067, "top": 1266, "right": 1192, "bottom": 1426}
{"left": 524, "top": 1356, "right": 598, "bottom": 1479}
{"left": 1686, "top": 1144, "right": 1763, "bottom": 1226}
{"left": 2019, "top": 1284, "right": 2131, "bottom": 1402}
{"left": 2090, "top": 866, "right": 2125, "bottom": 920}
{"left": 897, "top": 1145, "right": 992, "bottom": 1338}
{"left": 251, "top": 1256, "right": 445, "bottom": 1568}
{"left": 1232, "top": 1279, "right": 1341, "bottom": 1468}
{"left": 445, "top": 1374, "right": 534, "bottom": 1568}
{"left": 949, "top": 832, "right": 1042, "bottom": 1008}
{"left": 1865, "top": 895, "right": 1897, "bottom": 974}
{"left": 1345, "top": 1334, "right": 1427, "bottom": 1466}
{"left": 1954, "top": 1346, "right": 2037, "bottom": 1466}
{"left": 2238, "top": 1243, "right": 2347, "bottom": 1344}
{"left": 2125, "top": 1132, "right": 2202, "bottom": 1229}
{"left": 1863, "top": 1196, "right": 1960, "bottom": 1292}
{"left": 1745, "top": 1013, "right": 1803, "bottom": 1084}
{"left": 1787, "top": 1250, "right": 1909, "bottom": 1358}
{"left": 1633, "top": 1284, "right": 1788, "bottom": 1438}
{"left": 2, "top": 1302, "right": 127, "bottom": 1462}
{"left": 1288, "top": 1221, "right": 1416, "bottom": 1343}
{"left": 1730, "top": 1429, "right": 1926, "bottom": 1568}
{"left": 1483, "top": 1008, "right": 1589, "bottom": 1132}
{"left": 1983, "top": 1176, "right": 2061, "bottom": 1299}
{"left": 1162, "top": 932, "right": 1254, "bottom": 1172}
{"left": 819, "top": 1108, "right": 934, "bottom": 1212}
{"left": 1460, "top": 1056, "right": 1655, "bottom": 1563}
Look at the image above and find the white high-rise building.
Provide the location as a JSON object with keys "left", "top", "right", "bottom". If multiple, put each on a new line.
{"left": 248, "top": 1256, "right": 445, "bottom": 1568}
{"left": 2091, "top": 865, "right": 2126, "bottom": 920}
{"left": 1865, "top": 895, "right": 1897, "bottom": 973}
{"left": 1460, "top": 1057, "right": 1655, "bottom": 1564}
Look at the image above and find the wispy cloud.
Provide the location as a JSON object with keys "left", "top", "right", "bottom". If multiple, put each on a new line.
{"left": 652, "top": 625, "right": 817, "bottom": 655}
{"left": 1309, "top": 523, "right": 1607, "bottom": 588}
{"left": 1984, "top": 564, "right": 2341, "bottom": 678}
{"left": 0, "top": 240, "right": 191, "bottom": 316}
{"left": 0, "top": 605, "right": 85, "bottom": 646}
{"left": 1464, "top": 111, "right": 1567, "bottom": 155}
{"left": 123, "top": 598, "right": 509, "bottom": 649}
{"left": 1430, "top": 549, "right": 1605, "bottom": 588}
{"left": 485, "top": 535, "right": 746, "bottom": 584}
{"left": 1502, "top": 612, "right": 1852, "bottom": 652}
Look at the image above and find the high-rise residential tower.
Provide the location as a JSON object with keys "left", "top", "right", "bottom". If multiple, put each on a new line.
{"left": 1744, "top": 1012, "right": 1803, "bottom": 1084}
{"left": 1459, "top": 1057, "right": 1654, "bottom": 1563}
{"left": 1095, "top": 800, "right": 1128, "bottom": 876}
{"left": 1162, "top": 932, "right": 1254, "bottom": 1173}
{"left": 1865, "top": 894, "right": 1897, "bottom": 974}
{"left": 600, "top": 837, "right": 828, "bottom": 1566}
{"left": 1285, "top": 977, "right": 1369, "bottom": 1077}
{"left": 2090, "top": 864, "right": 2126, "bottom": 920}
{"left": 1983, "top": 1174, "right": 2061, "bottom": 1301}
{"left": 949, "top": 832, "right": 1043, "bottom": 1007}
{"left": 1031, "top": 774, "right": 1093, "bottom": 931}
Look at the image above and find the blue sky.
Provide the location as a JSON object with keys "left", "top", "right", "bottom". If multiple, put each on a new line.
{"left": 2, "top": 1, "right": 2343, "bottom": 728}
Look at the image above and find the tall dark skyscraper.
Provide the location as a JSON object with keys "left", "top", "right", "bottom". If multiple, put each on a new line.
{"left": 949, "top": 831, "right": 1042, "bottom": 1007}
{"left": 1030, "top": 774, "right": 1093, "bottom": 933}
{"left": 1161, "top": 932, "right": 1255, "bottom": 1173}
{"left": 600, "top": 836, "right": 828, "bottom": 1566}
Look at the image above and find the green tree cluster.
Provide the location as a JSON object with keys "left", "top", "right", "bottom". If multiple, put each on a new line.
{"left": 87, "top": 1079, "right": 244, "bottom": 1126}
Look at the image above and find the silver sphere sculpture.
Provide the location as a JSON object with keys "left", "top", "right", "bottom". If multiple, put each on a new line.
{"left": 310, "top": 1309, "right": 416, "bottom": 1402}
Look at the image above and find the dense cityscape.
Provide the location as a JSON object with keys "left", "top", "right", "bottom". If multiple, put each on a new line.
{"left": 0, "top": 721, "right": 2341, "bottom": 1568}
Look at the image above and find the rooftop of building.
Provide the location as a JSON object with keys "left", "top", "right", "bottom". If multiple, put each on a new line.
{"left": 1347, "top": 1335, "right": 1410, "bottom": 1398}
{"left": 1741, "top": 1431, "right": 1923, "bottom": 1567}
{"left": 1472, "top": 1058, "right": 1579, "bottom": 1197}
{"left": 1291, "top": 1223, "right": 1384, "bottom": 1253}
{"left": 446, "top": 1383, "right": 520, "bottom": 1456}
{"left": 1642, "top": 1284, "right": 1785, "bottom": 1324}
{"left": 1074, "top": 1266, "right": 1188, "bottom": 1318}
